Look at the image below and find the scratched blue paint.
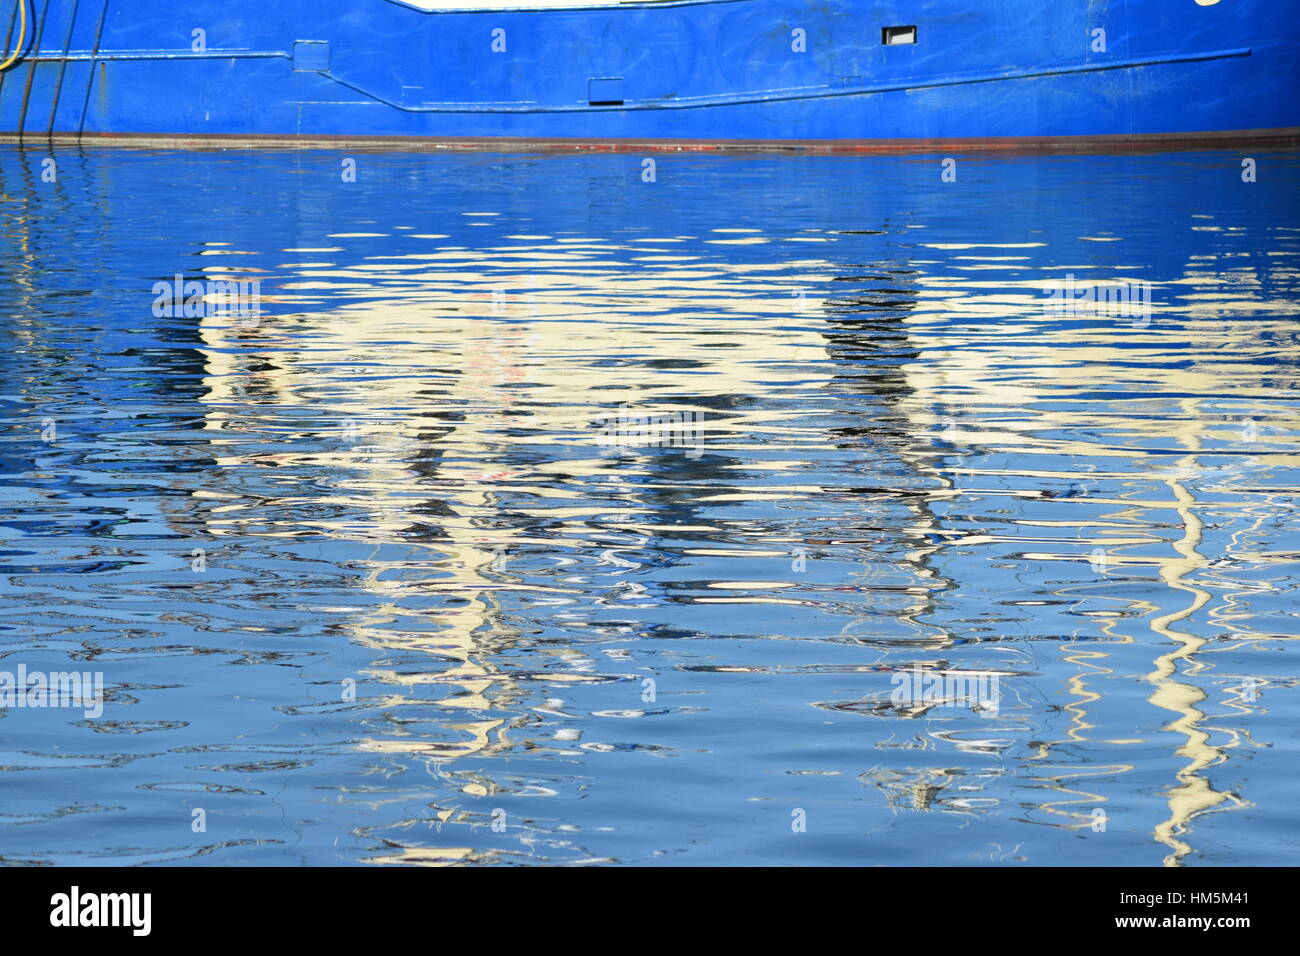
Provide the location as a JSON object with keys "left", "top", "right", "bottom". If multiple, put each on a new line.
{"left": 0, "top": 0, "right": 1297, "bottom": 142}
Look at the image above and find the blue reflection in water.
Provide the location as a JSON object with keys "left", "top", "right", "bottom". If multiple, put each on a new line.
{"left": 0, "top": 148, "right": 1298, "bottom": 865}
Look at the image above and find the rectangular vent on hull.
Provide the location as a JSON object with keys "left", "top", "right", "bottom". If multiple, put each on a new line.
{"left": 588, "top": 77, "right": 625, "bottom": 107}
{"left": 882, "top": 25, "right": 917, "bottom": 45}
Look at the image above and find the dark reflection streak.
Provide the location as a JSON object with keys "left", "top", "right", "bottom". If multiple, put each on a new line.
{"left": 820, "top": 260, "right": 951, "bottom": 645}
{"left": 816, "top": 255, "right": 992, "bottom": 812}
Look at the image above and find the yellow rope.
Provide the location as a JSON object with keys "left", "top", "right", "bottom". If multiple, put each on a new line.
{"left": 0, "top": 0, "right": 28, "bottom": 72}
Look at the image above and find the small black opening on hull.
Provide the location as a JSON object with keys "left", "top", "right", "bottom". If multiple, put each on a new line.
{"left": 882, "top": 25, "right": 917, "bottom": 45}
{"left": 587, "top": 78, "right": 625, "bottom": 108}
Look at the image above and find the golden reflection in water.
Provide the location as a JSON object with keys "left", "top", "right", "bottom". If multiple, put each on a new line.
{"left": 195, "top": 241, "right": 839, "bottom": 858}
{"left": 0, "top": 155, "right": 42, "bottom": 326}
{"left": 1144, "top": 463, "right": 1241, "bottom": 865}
{"left": 190, "top": 230, "right": 1298, "bottom": 862}
{"left": 895, "top": 265, "right": 1296, "bottom": 858}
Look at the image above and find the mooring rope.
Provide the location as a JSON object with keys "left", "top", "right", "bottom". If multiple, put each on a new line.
{"left": 0, "top": 0, "right": 29, "bottom": 72}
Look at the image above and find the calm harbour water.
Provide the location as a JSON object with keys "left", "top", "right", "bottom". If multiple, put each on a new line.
{"left": 0, "top": 147, "right": 1297, "bottom": 866}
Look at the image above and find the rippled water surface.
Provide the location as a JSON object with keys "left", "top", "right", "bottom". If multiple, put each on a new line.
{"left": 1, "top": 148, "right": 1298, "bottom": 865}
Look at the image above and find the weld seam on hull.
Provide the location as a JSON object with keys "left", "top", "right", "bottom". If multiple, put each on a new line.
{"left": 25, "top": 49, "right": 290, "bottom": 61}
{"left": 319, "top": 45, "right": 1254, "bottom": 113}
{"left": 18, "top": 45, "right": 1251, "bottom": 115}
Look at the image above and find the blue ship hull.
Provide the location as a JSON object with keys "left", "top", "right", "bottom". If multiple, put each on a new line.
{"left": 0, "top": 0, "right": 1297, "bottom": 147}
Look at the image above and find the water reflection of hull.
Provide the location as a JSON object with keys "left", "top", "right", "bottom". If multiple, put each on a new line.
{"left": 16, "top": 144, "right": 1289, "bottom": 863}
{"left": 194, "top": 249, "right": 846, "bottom": 789}
{"left": 1, "top": 0, "right": 1298, "bottom": 146}
{"left": 879, "top": 233, "right": 1299, "bottom": 863}
{"left": 182, "top": 203, "right": 1297, "bottom": 863}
